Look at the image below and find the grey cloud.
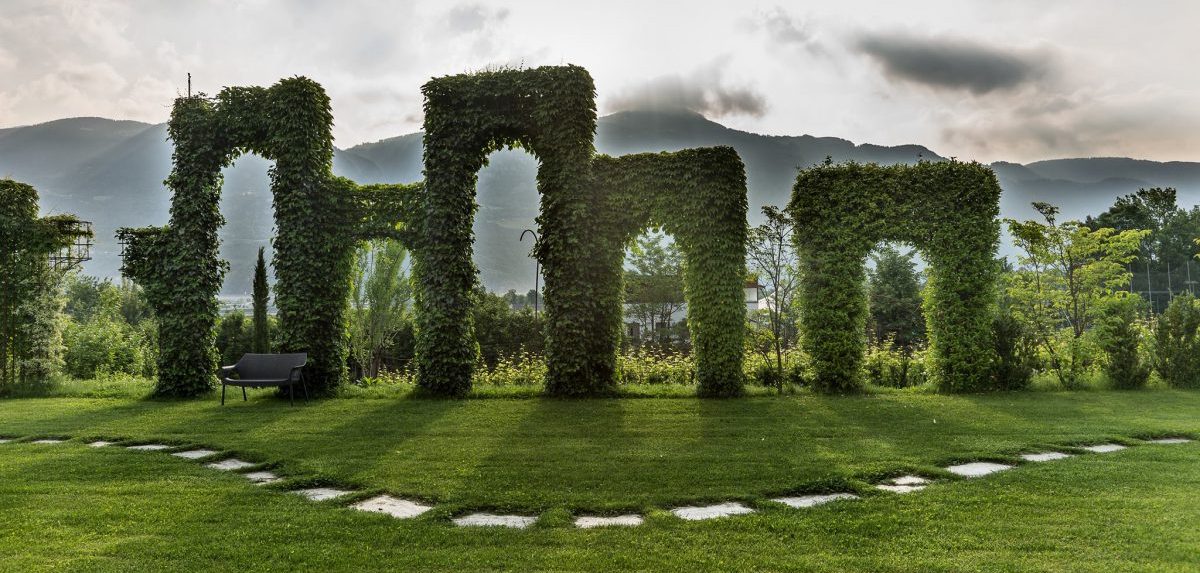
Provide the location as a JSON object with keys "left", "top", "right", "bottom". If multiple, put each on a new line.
{"left": 752, "top": 7, "right": 822, "bottom": 54}
{"left": 606, "top": 59, "right": 767, "bottom": 118}
{"left": 856, "top": 32, "right": 1049, "bottom": 95}
{"left": 446, "top": 4, "right": 510, "bottom": 35}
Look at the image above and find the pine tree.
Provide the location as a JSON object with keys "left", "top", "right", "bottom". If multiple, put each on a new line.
{"left": 252, "top": 247, "right": 270, "bottom": 353}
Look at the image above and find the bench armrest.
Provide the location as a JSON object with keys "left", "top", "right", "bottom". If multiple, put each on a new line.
{"left": 219, "top": 365, "right": 238, "bottom": 379}
{"left": 289, "top": 365, "right": 304, "bottom": 382}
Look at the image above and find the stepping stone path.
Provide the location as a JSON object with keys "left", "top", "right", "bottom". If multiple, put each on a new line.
{"left": 3, "top": 431, "right": 1191, "bottom": 530}
{"left": 127, "top": 444, "right": 171, "bottom": 451}
{"left": 353, "top": 495, "right": 433, "bottom": 519}
{"left": 946, "top": 462, "right": 1013, "bottom": 478}
{"left": 1021, "top": 451, "right": 1072, "bottom": 462}
{"left": 244, "top": 471, "right": 281, "bottom": 484}
{"left": 771, "top": 493, "right": 859, "bottom": 508}
{"left": 876, "top": 475, "right": 929, "bottom": 493}
{"left": 206, "top": 458, "right": 256, "bottom": 471}
{"left": 294, "top": 488, "right": 353, "bottom": 502}
{"left": 453, "top": 513, "right": 538, "bottom": 528}
{"left": 671, "top": 502, "right": 755, "bottom": 521}
{"left": 574, "top": 514, "right": 644, "bottom": 528}
{"left": 1081, "top": 443, "right": 1126, "bottom": 453}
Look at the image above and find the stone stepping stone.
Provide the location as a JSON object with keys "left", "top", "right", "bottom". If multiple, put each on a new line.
{"left": 206, "top": 458, "right": 256, "bottom": 471}
{"left": 127, "top": 444, "right": 171, "bottom": 451}
{"left": 875, "top": 475, "right": 929, "bottom": 493}
{"left": 1021, "top": 452, "right": 1072, "bottom": 462}
{"left": 574, "top": 514, "right": 643, "bottom": 528}
{"left": 771, "top": 493, "right": 859, "bottom": 508}
{"left": 1081, "top": 443, "right": 1126, "bottom": 453}
{"left": 946, "top": 462, "right": 1013, "bottom": 478}
{"left": 244, "top": 471, "right": 281, "bottom": 485}
{"left": 293, "top": 487, "right": 353, "bottom": 502}
{"left": 173, "top": 449, "right": 218, "bottom": 459}
{"left": 1146, "top": 438, "right": 1192, "bottom": 444}
{"left": 0, "top": 439, "right": 12, "bottom": 444}
{"left": 88, "top": 441, "right": 114, "bottom": 448}
{"left": 452, "top": 513, "right": 538, "bottom": 528}
{"left": 32, "top": 439, "right": 65, "bottom": 444}
{"left": 670, "top": 502, "right": 755, "bottom": 521}
{"left": 352, "top": 495, "right": 433, "bottom": 519}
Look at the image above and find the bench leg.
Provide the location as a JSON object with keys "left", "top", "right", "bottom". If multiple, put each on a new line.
{"left": 289, "top": 383, "right": 295, "bottom": 406}
{"left": 221, "top": 383, "right": 226, "bottom": 406}
{"left": 242, "top": 386, "right": 247, "bottom": 402}
{"left": 302, "top": 381, "right": 309, "bottom": 403}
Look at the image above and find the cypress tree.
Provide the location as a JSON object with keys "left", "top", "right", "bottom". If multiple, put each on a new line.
{"left": 252, "top": 247, "right": 270, "bottom": 353}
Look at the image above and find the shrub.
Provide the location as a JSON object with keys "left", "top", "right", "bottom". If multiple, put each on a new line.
{"left": 1097, "top": 298, "right": 1150, "bottom": 390}
{"left": 214, "top": 312, "right": 253, "bottom": 367}
{"left": 991, "top": 312, "right": 1034, "bottom": 390}
{"left": 1153, "top": 294, "right": 1200, "bottom": 388}
{"left": 863, "top": 339, "right": 928, "bottom": 389}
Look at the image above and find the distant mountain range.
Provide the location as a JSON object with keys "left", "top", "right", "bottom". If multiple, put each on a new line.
{"left": 3, "top": 110, "right": 1199, "bottom": 294}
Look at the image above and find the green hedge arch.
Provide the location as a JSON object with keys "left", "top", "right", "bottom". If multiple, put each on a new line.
{"left": 416, "top": 65, "right": 602, "bottom": 396}
{"left": 591, "top": 148, "right": 749, "bottom": 397}
{"left": 789, "top": 160, "right": 1001, "bottom": 393}
{"left": 119, "top": 78, "right": 415, "bottom": 397}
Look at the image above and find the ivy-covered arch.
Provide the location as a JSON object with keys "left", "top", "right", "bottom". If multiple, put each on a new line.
{"left": 590, "top": 148, "right": 749, "bottom": 396}
{"left": 789, "top": 160, "right": 1001, "bottom": 393}
{"left": 120, "top": 77, "right": 416, "bottom": 397}
{"left": 416, "top": 65, "right": 603, "bottom": 396}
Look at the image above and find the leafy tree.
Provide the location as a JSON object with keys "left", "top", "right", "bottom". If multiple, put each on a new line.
{"left": 214, "top": 311, "right": 252, "bottom": 367}
{"left": 63, "top": 285, "right": 156, "bottom": 379}
{"left": 1152, "top": 293, "right": 1200, "bottom": 388}
{"left": 472, "top": 288, "right": 545, "bottom": 368}
{"left": 1096, "top": 297, "right": 1150, "bottom": 389}
{"left": 348, "top": 240, "right": 411, "bottom": 379}
{"left": 251, "top": 247, "right": 270, "bottom": 353}
{"left": 867, "top": 244, "right": 925, "bottom": 351}
{"left": 625, "top": 232, "right": 686, "bottom": 345}
{"left": 1006, "top": 202, "right": 1147, "bottom": 388}
{"left": 745, "top": 205, "right": 800, "bottom": 384}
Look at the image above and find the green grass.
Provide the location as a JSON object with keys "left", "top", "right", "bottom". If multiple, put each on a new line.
{"left": 1, "top": 389, "right": 1198, "bottom": 571}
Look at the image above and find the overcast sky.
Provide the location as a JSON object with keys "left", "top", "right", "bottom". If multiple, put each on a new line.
{"left": 1, "top": 0, "right": 1197, "bottom": 163}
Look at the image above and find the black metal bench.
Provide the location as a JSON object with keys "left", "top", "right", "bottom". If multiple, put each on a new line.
{"left": 219, "top": 353, "right": 308, "bottom": 405}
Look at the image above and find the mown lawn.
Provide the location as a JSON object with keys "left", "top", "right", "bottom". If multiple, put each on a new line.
{"left": 0, "top": 389, "right": 1198, "bottom": 571}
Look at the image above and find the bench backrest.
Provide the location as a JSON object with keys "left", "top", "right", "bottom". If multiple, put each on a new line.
{"left": 236, "top": 353, "right": 307, "bottom": 379}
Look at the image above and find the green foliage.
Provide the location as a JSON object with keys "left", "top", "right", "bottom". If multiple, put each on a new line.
{"left": 251, "top": 248, "right": 270, "bottom": 353}
{"left": 745, "top": 205, "right": 800, "bottom": 385}
{"left": 118, "top": 78, "right": 416, "bottom": 397}
{"left": 1152, "top": 293, "right": 1200, "bottom": 389}
{"left": 214, "top": 312, "right": 253, "bottom": 367}
{"left": 991, "top": 311, "right": 1035, "bottom": 391}
{"left": 592, "top": 147, "right": 749, "bottom": 397}
{"left": 348, "top": 240, "right": 411, "bottom": 379}
{"left": 62, "top": 286, "right": 156, "bottom": 380}
{"left": 417, "top": 66, "right": 747, "bottom": 397}
{"left": 471, "top": 289, "right": 545, "bottom": 369}
{"left": 790, "top": 160, "right": 1001, "bottom": 393}
{"left": 416, "top": 65, "right": 601, "bottom": 397}
{"left": 867, "top": 244, "right": 926, "bottom": 350}
{"left": 1007, "top": 202, "right": 1148, "bottom": 389}
{"left": 1096, "top": 297, "right": 1151, "bottom": 390}
{"left": 1, "top": 179, "right": 90, "bottom": 394}
{"left": 624, "top": 232, "right": 686, "bottom": 346}
{"left": 863, "top": 340, "right": 929, "bottom": 389}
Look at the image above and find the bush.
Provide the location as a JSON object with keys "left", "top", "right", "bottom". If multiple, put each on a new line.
{"left": 1153, "top": 294, "right": 1200, "bottom": 388}
{"left": 991, "top": 312, "right": 1034, "bottom": 390}
{"left": 1097, "top": 298, "right": 1150, "bottom": 390}
{"left": 63, "top": 316, "right": 155, "bottom": 379}
{"left": 863, "top": 340, "right": 928, "bottom": 389}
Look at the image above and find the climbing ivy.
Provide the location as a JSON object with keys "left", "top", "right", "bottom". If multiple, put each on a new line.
{"left": 1, "top": 179, "right": 91, "bottom": 393}
{"left": 119, "top": 78, "right": 411, "bottom": 397}
{"left": 789, "top": 160, "right": 1001, "bottom": 393}
{"left": 416, "top": 65, "right": 600, "bottom": 396}
{"left": 591, "top": 148, "right": 749, "bottom": 397}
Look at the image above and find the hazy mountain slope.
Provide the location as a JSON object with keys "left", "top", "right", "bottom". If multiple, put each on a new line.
{"left": 3, "top": 113, "right": 1198, "bottom": 294}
